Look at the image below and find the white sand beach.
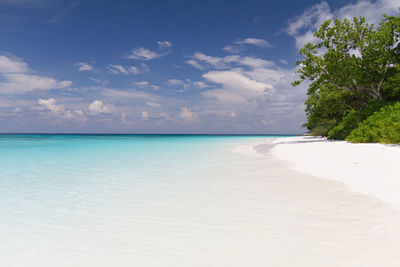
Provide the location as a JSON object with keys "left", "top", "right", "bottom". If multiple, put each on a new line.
{"left": 259, "top": 136, "right": 400, "bottom": 207}
{"left": 249, "top": 137, "right": 400, "bottom": 266}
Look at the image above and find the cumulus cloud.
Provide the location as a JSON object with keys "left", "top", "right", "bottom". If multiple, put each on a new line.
{"left": 186, "top": 53, "right": 277, "bottom": 106}
{"left": 75, "top": 62, "right": 94, "bottom": 71}
{"left": 204, "top": 71, "right": 271, "bottom": 93}
{"left": 179, "top": 107, "right": 199, "bottom": 122}
{"left": 0, "top": 54, "right": 71, "bottom": 94}
{"left": 286, "top": 0, "right": 399, "bottom": 49}
{"left": 38, "top": 98, "right": 86, "bottom": 123}
{"left": 0, "top": 55, "right": 30, "bottom": 73}
{"left": 88, "top": 100, "right": 111, "bottom": 115}
{"left": 76, "top": 62, "right": 94, "bottom": 72}
{"left": 126, "top": 41, "right": 173, "bottom": 61}
{"left": 0, "top": 74, "right": 71, "bottom": 94}
{"left": 202, "top": 71, "right": 272, "bottom": 104}
{"left": 186, "top": 50, "right": 307, "bottom": 132}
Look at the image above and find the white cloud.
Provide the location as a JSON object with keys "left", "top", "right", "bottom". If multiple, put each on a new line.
{"left": 107, "top": 64, "right": 139, "bottom": 75}
{"left": 202, "top": 70, "right": 272, "bottom": 104}
{"left": 76, "top": 62, "right": 94, "bottom": 72}
{"left": 38, "top": 98, "right": 63, "bottom": 113}
{"left": 192, "top": 81, "right": 209, "bottom": 88}
{"left": 0, "top": 55, "right": 30, "bottom": 73}
{"left": 186, "top": 59, "right": 204, "bottom": 70}
{"left": 294, "top": 30, "right": 316, "bottom": 50}
{"left": 107, "top": 64, "right": 128, "bottom": 74}
{"left": 335, "top": 0, "right": 399, "bottom": 24}
{"left": 38, "top": 98, "right": 86, "bottom": 123}
{"left": 185, "top": 50, "right": 308, "bottom": 132}
{"left": 135, "top": 81, "right": 149, "bottom": 86}
{"left": 167, "top": 79, "right": 185, "bottom": 86}
{"left": 222, "top": 38, "right": 272, "bottom": 54}
{"left": 188, "top": 53, "right": 275, "bottom": 70}
{"left": 0, "top": 73, "right": 71, "bottom": 94}
{"left": 229, "top": 56, "right": 274, "bottom": 68}
{"left": 179, "top": 107, "right": 198, "bottom": 122}
{"left": 126, "top": 41, "right": 173, "bottom": 61}
{"left": 234, "top": 38, "right": 272, "bottom": 48}
{"left": 204, "top": 71, "right": 272, "bottom": 93}
{"left": 141, "top": 110, "right": 149, "bottom": 119}
{"left": 157, "top": 41, "right": 173, "bottom": 48}
{"left": 128, "top": 66, "right": 140, "bottom": 74}
{"left": 89, "top": 77, "right": 109, "bottom": 86}
{"left": 222, "top": 45, "right": 242, "bottom": 53}
{"left": 146, "top": 101, "right": 161, "bottom": 107}
{"left": 191, "top": 52, "right": 227, "bottom": 69}
{"left": 286, "top": 0, "right": 399, "bottom": 50}
{"left": 0, "top": 55, "right": 71, "bottom": 94}
{"left": 141, "top": 63, "right": 151, "bottom": 72}
{"left": 167, "top": 78, "right": 209, "bottom": 90}
{"left": 88, "top": 100, "right": 111, "bottom": 115}
{"left": 134, "top": 81, "right": 160, "bottom": 90}
{"left": 286, "top": 2, "right": 331, "bottom": 36}
{"left": 0, "top": 97, "right": 34, "bottom": 107}
{"left": 102, "top": 89, "right": 158, "bottom": 101}
{"left": 279, "top": 59, "right": 289, "bottom": 65}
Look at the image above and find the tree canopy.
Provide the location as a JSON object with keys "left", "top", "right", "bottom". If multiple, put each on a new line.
{"left": 294, "top": 12, "right": 400, "bottom": 139}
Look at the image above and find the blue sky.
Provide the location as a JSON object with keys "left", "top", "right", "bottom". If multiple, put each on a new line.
{"left": 0, "top": 0, "right": 398, "bottom": 133}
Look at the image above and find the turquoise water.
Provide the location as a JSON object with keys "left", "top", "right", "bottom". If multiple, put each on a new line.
{"left": 3, "top": 134, "right": 400, "bottom": 267}
{"left": 0, "top": 134, "right": 287, "bottom": 266}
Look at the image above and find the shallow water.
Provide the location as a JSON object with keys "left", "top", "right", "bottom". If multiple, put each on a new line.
{"left": 1, "top": 135, "right": 400, "bottom": 267}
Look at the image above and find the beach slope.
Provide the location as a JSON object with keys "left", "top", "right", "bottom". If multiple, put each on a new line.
{"left": 257, "top": 137, "right": 400, "bottom": 206}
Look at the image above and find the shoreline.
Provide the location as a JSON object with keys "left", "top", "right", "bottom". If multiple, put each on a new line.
{"left": 254, "top": 136, "right": 400, "bottom": 207}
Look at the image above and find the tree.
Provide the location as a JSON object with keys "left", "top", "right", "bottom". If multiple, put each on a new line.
{"left": 294, "top": 14, "right": 400, "bottom": 134}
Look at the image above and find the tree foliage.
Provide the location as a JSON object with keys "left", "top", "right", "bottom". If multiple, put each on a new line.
{"left": 327, "top": 101, "right": 384, "bottom": 140}
{"left": 294, "top": 12, "right": 400, "bottom": 141}
{"left": 346, "top": 102, "right": 400, "bottom": 144}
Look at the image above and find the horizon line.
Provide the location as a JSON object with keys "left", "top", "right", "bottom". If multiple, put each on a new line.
{"left": 0, "top": 133, "right": 301, "bottom": 136}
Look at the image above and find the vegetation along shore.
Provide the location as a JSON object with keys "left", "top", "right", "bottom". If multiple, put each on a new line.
{"left": 294, "top": 10, "right": 400, "bottom": 144}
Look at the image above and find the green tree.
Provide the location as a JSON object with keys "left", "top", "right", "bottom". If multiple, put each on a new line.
{"left": 294, "top": 14, "right": 400, "bottom": 135}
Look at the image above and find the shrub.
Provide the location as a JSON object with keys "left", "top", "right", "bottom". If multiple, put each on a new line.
{"left": 346, "top": 102, "right": 400, "bottom": 144}
{"left": 328, "top": 101, "right": 384, "bottom": 140}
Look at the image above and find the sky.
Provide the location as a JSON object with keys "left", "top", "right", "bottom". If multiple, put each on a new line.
{"left": 0, "top": 0, "right": 398, "bottom": 133}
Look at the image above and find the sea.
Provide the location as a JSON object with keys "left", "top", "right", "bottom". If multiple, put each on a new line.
{"left": 2, "top": 134, "right": 400, "bottom": 267}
